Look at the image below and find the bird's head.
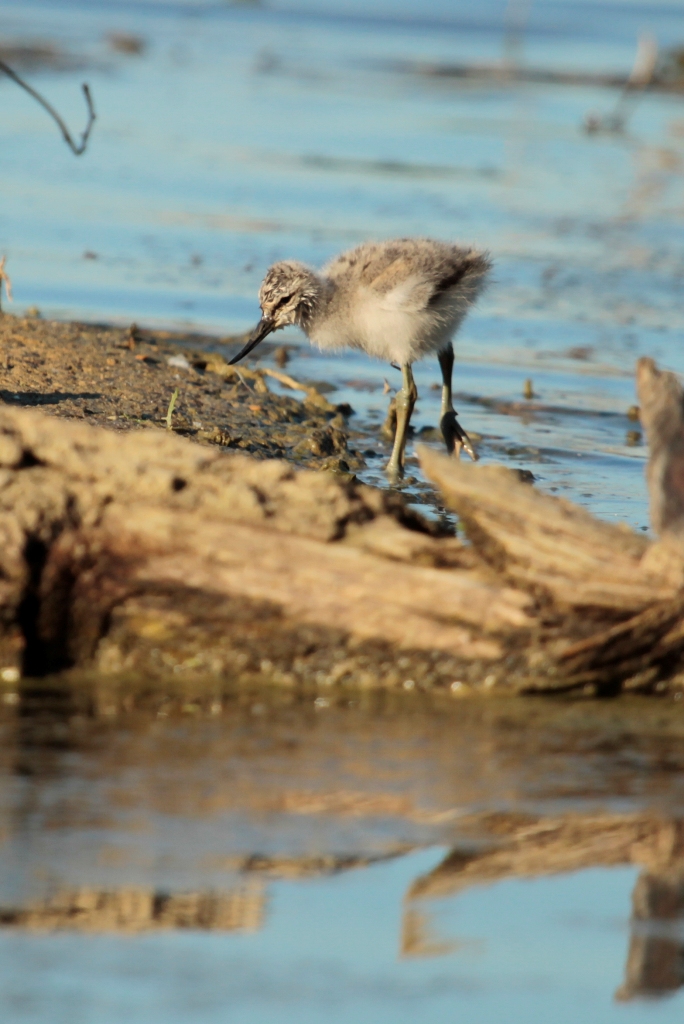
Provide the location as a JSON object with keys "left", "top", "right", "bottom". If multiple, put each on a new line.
{"left": 259, "top": 260, "right": 320, "bottom": 329}
{"left": 229, "top": 260, "right": 321, "bottom": 365}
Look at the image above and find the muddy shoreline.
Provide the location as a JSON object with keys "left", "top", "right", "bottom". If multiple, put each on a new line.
{"left": 0, "top": 312, "right": 372, "bottom": 475}
{"left": 2, "top": 314, "right": 684, "bottom": 704}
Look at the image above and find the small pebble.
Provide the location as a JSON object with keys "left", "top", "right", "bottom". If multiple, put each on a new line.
{"left": 167, "top": 354, "right": 191, "bottom": 370}
{"left": 107, "top": 32, "right": 146, "bottom": 54}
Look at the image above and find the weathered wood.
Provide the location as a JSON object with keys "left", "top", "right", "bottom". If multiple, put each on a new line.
{"left": 418, "top": 447, "right": 668, "bottom": 612}
{"left": 1, "top": 356, "right": 684, "bottom": 694}
{"left": 78, "top": 507, "right": 531, "bottom": 653}
{"left": 0, "top": 405, "right": 535, "bottom": 686}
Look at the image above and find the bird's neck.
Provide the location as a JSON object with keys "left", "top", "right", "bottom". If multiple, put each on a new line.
{"left": 296, "top": 274, "right": 333, "bottom": 336}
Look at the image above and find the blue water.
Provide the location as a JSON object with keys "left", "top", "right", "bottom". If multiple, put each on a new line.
{"left": 2, "top": 8, "right": 684, "bottom": 1013}
{"left": 2, "top": 0, "right": 683, "bottom": 522}
{"left": 0, "top": 857, "right": 657, "bottom": 1024}
{"left": 0, "top": 692, "right": 683, "bottom": 1022}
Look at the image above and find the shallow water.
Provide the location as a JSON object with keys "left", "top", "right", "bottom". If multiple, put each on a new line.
{"left": 2, "top": 692, "right": 684, "bottom": 1021}
{"left": 0, "top": 864, "right": 655, "bottom": 1023}
{"left": 2, "top": 1, "right": 684, "bottom": 1019}
{"left": 2, "top": 0, "right": 684, "bottom": 523}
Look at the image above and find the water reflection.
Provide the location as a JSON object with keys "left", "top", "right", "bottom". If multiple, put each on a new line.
{"left": 407, "top": 811, "right": 684, "bottom": 1000}
{"left": 0, "top": 884, "right": 265, "bottom": 934}
{"left": 619, "top": 871, "right": 684, "bottom": 1000}
{"left": 1, "top": 810, "right": 683, "bottom": 1002}
{"left": 3, "top": 682, "right": 684, "bottom": 1006}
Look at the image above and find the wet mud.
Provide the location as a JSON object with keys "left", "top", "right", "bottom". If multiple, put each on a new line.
{"left": 0, "top": 313, "right": 366, "bottom": 475}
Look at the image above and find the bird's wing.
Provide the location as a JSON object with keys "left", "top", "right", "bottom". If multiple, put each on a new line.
{"left": 325, "top": 241, "right": 491, "bottom": 312}
{"left": 428, "top": 265, "right": 468, "bottom": 302}
{"left": 371, "top": 257, "right": 474, "bottom": 314}
{"left": 365, "top": 256, "right": 413, "bottom": 293}
{"left": 365, "top": 256, "right": 437, "bottom": 313}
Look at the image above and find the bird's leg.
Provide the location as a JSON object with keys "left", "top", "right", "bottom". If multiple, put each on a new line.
{"left": 438, "top": 342, "right": 455, "bottom": 421}
{"left": 380, "top": 395, "right": 397, "bottom": 441}
{"left": 438, "top": 343, "right": 477, "bottom": 462}
{"left": 386, "top": 363, "right": 417, "bottom": 481}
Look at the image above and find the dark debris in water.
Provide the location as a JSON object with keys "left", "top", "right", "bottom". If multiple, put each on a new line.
{"left": 453, "top": 390, "right": 634, "bottom": 424}
{"left": 0, "top": 39, "right": 86, "bottom": 74}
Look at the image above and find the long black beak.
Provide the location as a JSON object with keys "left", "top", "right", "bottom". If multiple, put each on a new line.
{"left": 228, "top": 317, "right": 275, "bottom": 365}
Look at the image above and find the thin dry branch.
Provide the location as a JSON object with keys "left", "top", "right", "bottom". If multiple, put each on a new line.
{"left": 261, "top": 367, "right": 334, "bottom": 408}
{"left": 0, "top": 59, "right": 96, "bottom": 155}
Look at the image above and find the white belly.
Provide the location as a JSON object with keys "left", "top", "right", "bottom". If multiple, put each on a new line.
{"left": 309, "top": 286, "right": 458, "bottom": 364}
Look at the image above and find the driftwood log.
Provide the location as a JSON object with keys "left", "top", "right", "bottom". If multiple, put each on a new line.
{"left": 0, "top": 356, "right": 683, "bottom": 696}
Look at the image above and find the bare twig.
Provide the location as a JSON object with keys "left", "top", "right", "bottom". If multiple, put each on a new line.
{"left": 0, "top": 256, "right": 13, "bottom": 313}
{"left": 261, "top": 367, "right": 308, "bottom": 392}
{"left": 235, "top": 369, "right": 255, "bottom": 394}
{"left": 0, "top": 59, "right": 96, "bottom": 155}
{"left": 261, "top": 366, "right": 332, "bottom": 408}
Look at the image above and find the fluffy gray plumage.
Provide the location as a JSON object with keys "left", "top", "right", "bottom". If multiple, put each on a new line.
{"left": 229, "top": 238, "right": 492, "bottom": 476}
{"left": 257, "top": 238, "right": 491, "bottom": 365}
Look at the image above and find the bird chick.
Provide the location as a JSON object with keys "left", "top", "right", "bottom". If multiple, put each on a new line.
{"left": 231, "top": 238, "right": 491, "bottom": 480}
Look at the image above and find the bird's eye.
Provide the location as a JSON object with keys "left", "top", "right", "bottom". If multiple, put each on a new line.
{"left": 273, "top": 294, "right": 292, "bottom": 312}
